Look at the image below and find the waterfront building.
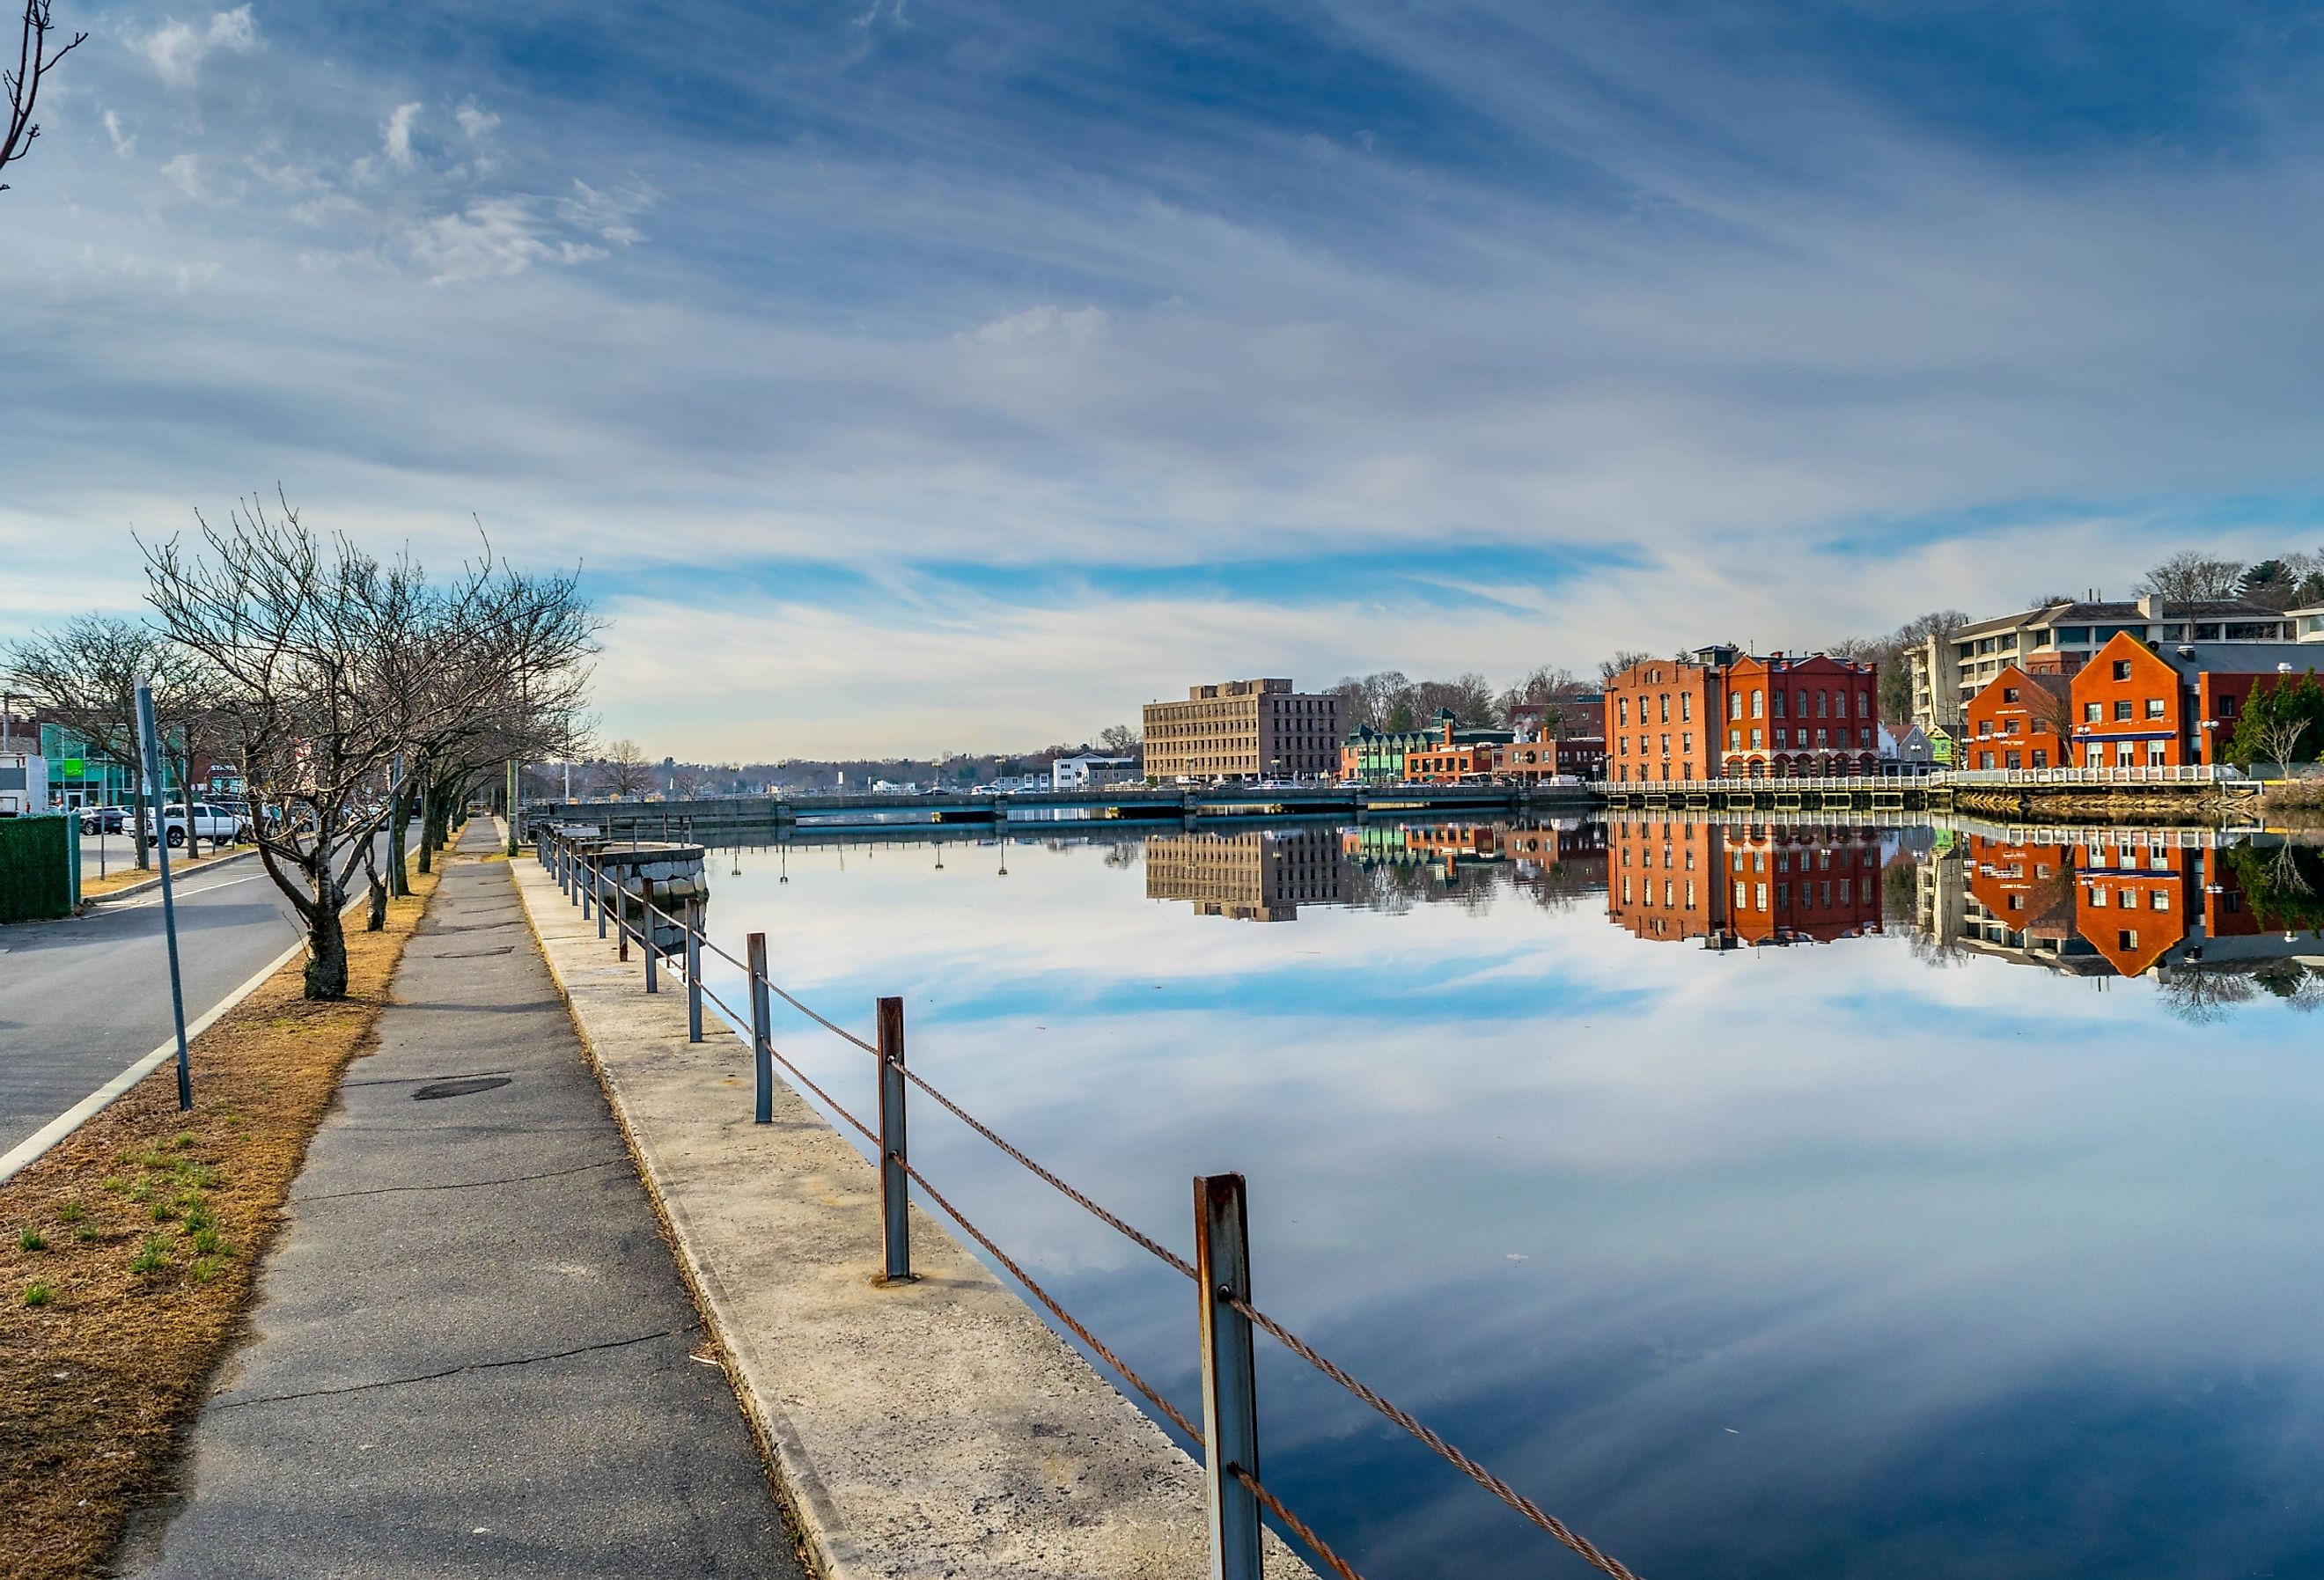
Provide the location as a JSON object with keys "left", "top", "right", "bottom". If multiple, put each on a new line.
{"left": 1143, "top": 679, "right": 1342, "bottom": 782}
{"left": 1401, "top": 712, "right": 1514, "bottom": 783}
{"left": 1717, "top": 652, "right": 1879, "bottom": 778}
{"left": 1050, "top": 753, "right": 1143, "bottom": 790}
{"left": 1340, "top": 723, "right": 1440, "bottom": 785}
{"left": 1603, "top": 655, "right": 1723, "bottom": 784}
{"left": 1143, "top": 827, "right": 1344, "bottom": 921}
{"left": 1607, "top": 649, "right": 1877, "bottom": 783}
{"left": 1504, "top": 694, "right": 1607, "bottom": 782}
{"left": 1907, "top": 595, "right": 2297, "bottom": 732}
{"left": 2292, "top": 600, "right": 2324, "bottom": 642}
{"left": 2067, "top": 635, "right": 2322, "bottom": 768}
{"left": 1961, "top": 666, "right": 2074, "bottom": 770}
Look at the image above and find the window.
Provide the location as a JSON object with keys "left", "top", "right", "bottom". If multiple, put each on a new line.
{"left": 1752, "top": 692, "right": 1764, "bottom": 718}
{"left": 1979, "top": 719, "right": 1993, "bottom": 736}
{"left": 1658, "top": 695, "right": 1669, "bottom": 724}
{"left": 2084, "top": 702, "right": 2101, "bottom": 723}
{"left": 2033, "top": 749, "right": 2048, "bottom": 768}
{"left": 1729, "top": 728, "right": 1740, "bottom": 749}
{"left": 1730, "top": 694, "right": 1742, "bottom": 720}
{"left": 2145, "top": 698, "right": 2166, "bottom": 718}
{"left": 1733, "top": 880, "right": 1747, "bottom": 908}
{"left": 2151, "top": 888, "right": 2170, "bottom": 911}
{"left": 1772, "top": 690, "right": 1785, "bottom": 717}
{"left": 2004, "top": 720, "right": 2020, "bottom": 735}
{"left": 1796, "top": 690, "right": 1809, "bottom": 717}
{"left": 2220, "top": 694, "right": 2239, "bottom": 717}
{"left": 1750, "top": 728, "right": 1762, "bottom": 749}
{"left": 2118, "top": 930, "right": 2136, "bottom": 950}
{"left": 1815, "top": 691, "right": 1828, "bottom": 718}
{"left": 2004, "top": 687, "right": 2019, "bottom": 702}
{"left": 1680, "top": 694, "right": 1692, "bottom": 723}
{"left": 1618, "top": 698, "right": 1629, "bottom": 725}
{"left": 2113, "top": 660, "right": 2131, "bottom": 680}
{"left": 2091, "top": 886, "right": 2108, "bottom": 907}
{"left": 1979, "top": 751, "right": 1995, "bottom": 769}
{"left": 2114, "top": 701, "right": 2133, "bottom": 721}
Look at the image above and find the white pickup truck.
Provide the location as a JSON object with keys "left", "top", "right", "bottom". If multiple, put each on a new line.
{"left": 143, "top": 803, "right": 254, "bottom": 848}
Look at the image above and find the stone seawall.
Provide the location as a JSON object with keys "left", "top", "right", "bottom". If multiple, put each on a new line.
{"left": 508, "top": 846, "right": 1310, "bottom": 1580}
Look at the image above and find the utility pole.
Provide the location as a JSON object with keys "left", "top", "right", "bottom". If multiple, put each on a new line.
{"left": 505, "top": 758, "right": 519, "bottom": 856}
{"left": 136, "top": 682, "right": 193, "bottom": 1110}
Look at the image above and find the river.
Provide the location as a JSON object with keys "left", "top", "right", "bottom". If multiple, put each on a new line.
{"left": 689, "top": 814, "right": 2324, "bottom": 1579}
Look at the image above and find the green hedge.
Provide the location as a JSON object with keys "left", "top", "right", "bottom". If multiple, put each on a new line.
{"left": 0, "top": 815, "right": 73, "bottom": 923}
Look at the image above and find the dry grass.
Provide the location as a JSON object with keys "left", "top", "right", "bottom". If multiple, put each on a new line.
{"left": 2261, "top": 779, "right": 2324, "bottom": 819}
{"left": 0, "top": 860, "right": 445, "bottom": 1579}
{"left": 79, "top": 845, "right": 254, "bottom": 900}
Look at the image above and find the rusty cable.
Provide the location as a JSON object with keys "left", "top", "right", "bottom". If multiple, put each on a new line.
{"left": 891, "top": 1153, "right": 1202, "bottom": 1442}
{"left": 898, "top": 1064, "right": 1197, "bottom": 1282}
{"left": 1233, "top": 1466, "right": 1367, "bottom": 1580}
{"left": 1223, "top": 1292, "right": 1644, "bottom": 1580}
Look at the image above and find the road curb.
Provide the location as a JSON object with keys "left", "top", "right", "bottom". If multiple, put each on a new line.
{"left": 0, "top": 884, "right": 364, "bottom": 1187}
{"left": 82, "top": 843, "right": 261, "bottom": 907}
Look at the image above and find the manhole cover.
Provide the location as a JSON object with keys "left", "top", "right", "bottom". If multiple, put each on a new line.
{"left": 412, "top": 1077, "right": 513, "bottom": 1101}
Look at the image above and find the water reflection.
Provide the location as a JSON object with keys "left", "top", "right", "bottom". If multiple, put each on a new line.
{"left": 693, "top": 813, "right": 2324, "bottom": 1578}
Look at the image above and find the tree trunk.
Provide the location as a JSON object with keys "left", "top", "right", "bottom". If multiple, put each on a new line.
{"left": 388, "top": 780, "right": 412, "bottom": 898}
{"left": 305, "top": 866, "right": 349, "bottom": 999}
{"left": 364, "top": 845, "right": 387, "bottom": 931}
{"left": 416, "top": 781, "right": 434, "bottom": 875}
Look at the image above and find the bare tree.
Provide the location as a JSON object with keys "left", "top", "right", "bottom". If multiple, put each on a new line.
{"left": 1598, "top": 650, "right": 1654, "bottom": 686}
{"left": 595, "top": 738, "right": 654, "bottom": 798}
{"left": 1096, "top": 723, "right": 1142, "bottom": 756}
{"left": 4, "top": 614, "right": 204, "bottom": 869}
{"left": 2135, "top": 552, "right": 2247, "bottom": 603}
{"left": 1, "top": 0, "right": 82, "bottom": 194}
{"left": 143, "top": 495, "right": 593, "bottom": 999}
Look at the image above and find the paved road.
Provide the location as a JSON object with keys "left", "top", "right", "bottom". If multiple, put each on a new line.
{"left": 0, "top": 829, "right": 411, "bottom": 1159}
{"left": 125, "top": 824, "right": 800, "bottom": 1579}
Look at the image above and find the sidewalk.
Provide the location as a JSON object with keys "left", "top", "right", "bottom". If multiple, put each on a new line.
{"left": 125, "top": 825, "right": 803, "bottom": 1580}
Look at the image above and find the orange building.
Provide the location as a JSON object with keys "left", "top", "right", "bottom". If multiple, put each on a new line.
{"left": 2074, "top": 831, "right": 2195, "bottom": 974}
{"left": 2068, "top": 633, "right": 2324, "bottom": 768}
{"left": 1608, "top": 819, "right": 1722, "bottom": 940}
{"left": 1961, "top": 833, "right": 2080, "bottom": 943}
{"left": 1603, "top": 658, "right": 1722, "bottom": 783}
{"left": 1962, "top": 665, "right": 2074, "bottom": 770}
{"left": 1607, "top": 819, "right": 1882, "bottom": 944}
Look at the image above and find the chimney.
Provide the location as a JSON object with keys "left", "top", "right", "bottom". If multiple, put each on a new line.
{"left": 2137, "top": 593, "right": 2163, "bottom": 619}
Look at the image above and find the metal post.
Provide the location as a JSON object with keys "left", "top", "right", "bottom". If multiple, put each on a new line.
{"left": 136, "top": 683, "right": 193, "bottom": 1113}
{"left": 1195, "top": 1172, "right": 1261, "bottom": 1580}
{"left": 580, "top": 849, "right": 593, "bottom": 916}
{"left": 686, "top": 896, "right": 704, "bottom": 1043}
{"left": 878, "top": 996, "right": 910, "bottom": 1282}
{"left": 505, "top": 758, "right": 520, "bottom": 856}
{"left": 617, "top": 866, "right": 631, "bottom": 962}
{"left": 642, "top": 878, "right": 658, "bottom": 992}
{"left": 596, "top": 857, "right": 608, "bottom": 939}
{"left": 747, "top": 932, "right": 774, "bottom": 1125}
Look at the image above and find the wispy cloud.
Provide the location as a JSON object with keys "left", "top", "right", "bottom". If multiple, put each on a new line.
{"left": 135, "top": 4, "right": 258, "bottom": 90}
{"left": 10, "top": 2, "right": 2324, "bottom": 754}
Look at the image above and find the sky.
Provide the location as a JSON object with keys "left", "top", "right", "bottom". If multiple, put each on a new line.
{"left": 8, "top": 1, "right": 2324, "bottom": 758}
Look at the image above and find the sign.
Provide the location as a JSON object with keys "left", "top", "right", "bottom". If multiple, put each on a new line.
{"left": 60, "top": 757, "right": 84, "bottom": 777}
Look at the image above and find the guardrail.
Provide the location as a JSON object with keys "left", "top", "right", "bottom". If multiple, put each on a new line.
{"left": 537, "top": 827, "right": 1643, "bottom": 1580}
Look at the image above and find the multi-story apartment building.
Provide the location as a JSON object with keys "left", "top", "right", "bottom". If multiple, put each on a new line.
{"left": 1961, "top": 667, "right": 2075, "bottom": 770}
{"left": 1606, "top": 650, "right": 1878, "bottom": 783}
{"left": 1144, "top": 679, "right": 1342, "bottom": 782}
{"left": 1143, "top": 827, "right": 1345, "bottom": 922}
{"left": 2067, "top": 635, "right": 2320, "bottom": 768}
{"left": 1908, "top": 595, "right": 2296, "bottom": 732}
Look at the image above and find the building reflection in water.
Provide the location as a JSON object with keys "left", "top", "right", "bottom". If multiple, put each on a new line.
{"left": 1144, "top": 827, "right": 1346, "bottom": 921}
{"left": 1606, "top": 815, "right": 1885, "bottom": 947}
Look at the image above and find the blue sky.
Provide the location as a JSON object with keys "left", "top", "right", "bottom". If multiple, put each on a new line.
{"left": 7, "top": 1, "right": 2324, "bottom": 755}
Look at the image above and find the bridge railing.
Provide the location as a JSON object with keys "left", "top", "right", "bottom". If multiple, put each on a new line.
{"left": 534, "top": 826, "right": 1644, "bottom": 1580}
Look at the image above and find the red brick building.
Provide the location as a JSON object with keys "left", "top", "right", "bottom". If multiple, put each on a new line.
{"left": 1608, "top": 819, "right": 1882, "bottom": 944}
{"left": 1963, "top": 665, "right": 2074, "bottom": 771}
{"left": 1717, "top": 652, "right": 1879, "bottom": 778}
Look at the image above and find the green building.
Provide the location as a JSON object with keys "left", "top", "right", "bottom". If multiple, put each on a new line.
{"left": 39, "top": 723, "right": 185, "bottom": 810}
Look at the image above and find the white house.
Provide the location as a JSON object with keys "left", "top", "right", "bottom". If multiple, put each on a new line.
{"left": 1052, "top": 753, "right": 1143, "bottom": 790}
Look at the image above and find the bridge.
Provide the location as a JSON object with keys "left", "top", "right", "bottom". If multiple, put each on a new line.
{"left": 528, "top": 780, "right": 1602, "bottom": 838}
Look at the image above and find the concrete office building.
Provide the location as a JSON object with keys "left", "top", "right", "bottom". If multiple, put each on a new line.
{"left": 1143, "top": 679, "right": 1343, "bottom": 782}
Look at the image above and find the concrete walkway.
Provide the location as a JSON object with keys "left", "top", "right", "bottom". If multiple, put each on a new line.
{"left": 126, "top": 826, "right": 803, "bottom": 1580}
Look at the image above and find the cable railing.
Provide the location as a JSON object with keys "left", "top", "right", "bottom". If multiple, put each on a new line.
{"left": 534, "top": 826, "right": 1644, "bottom": 1580}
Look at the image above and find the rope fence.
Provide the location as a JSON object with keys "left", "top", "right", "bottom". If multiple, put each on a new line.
{"left": 538, "top": 826, "right": 1642, "bottom": 1580}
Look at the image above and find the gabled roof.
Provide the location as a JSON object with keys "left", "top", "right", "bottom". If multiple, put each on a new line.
{"left": 2149, "top": 642, "right": 2324, "bottom": 678}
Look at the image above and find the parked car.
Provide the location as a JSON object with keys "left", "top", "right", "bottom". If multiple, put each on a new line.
{"left": 143, "top": 802, "right": 254, "bottom": 848}
{"left": 78, "top": 805, "right": 129, "bottom": 834}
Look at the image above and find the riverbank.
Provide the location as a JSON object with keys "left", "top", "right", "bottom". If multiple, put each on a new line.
{"left": 506, "top": 841, "right": 1310, "bottom": 1578}
{"left": 0, "top": 858, "right": 439, "bottom": 1580}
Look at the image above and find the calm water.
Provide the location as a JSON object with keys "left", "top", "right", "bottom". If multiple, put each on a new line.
{"left": 690, "top": 815, "right": 2324, "bottom": 1579}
